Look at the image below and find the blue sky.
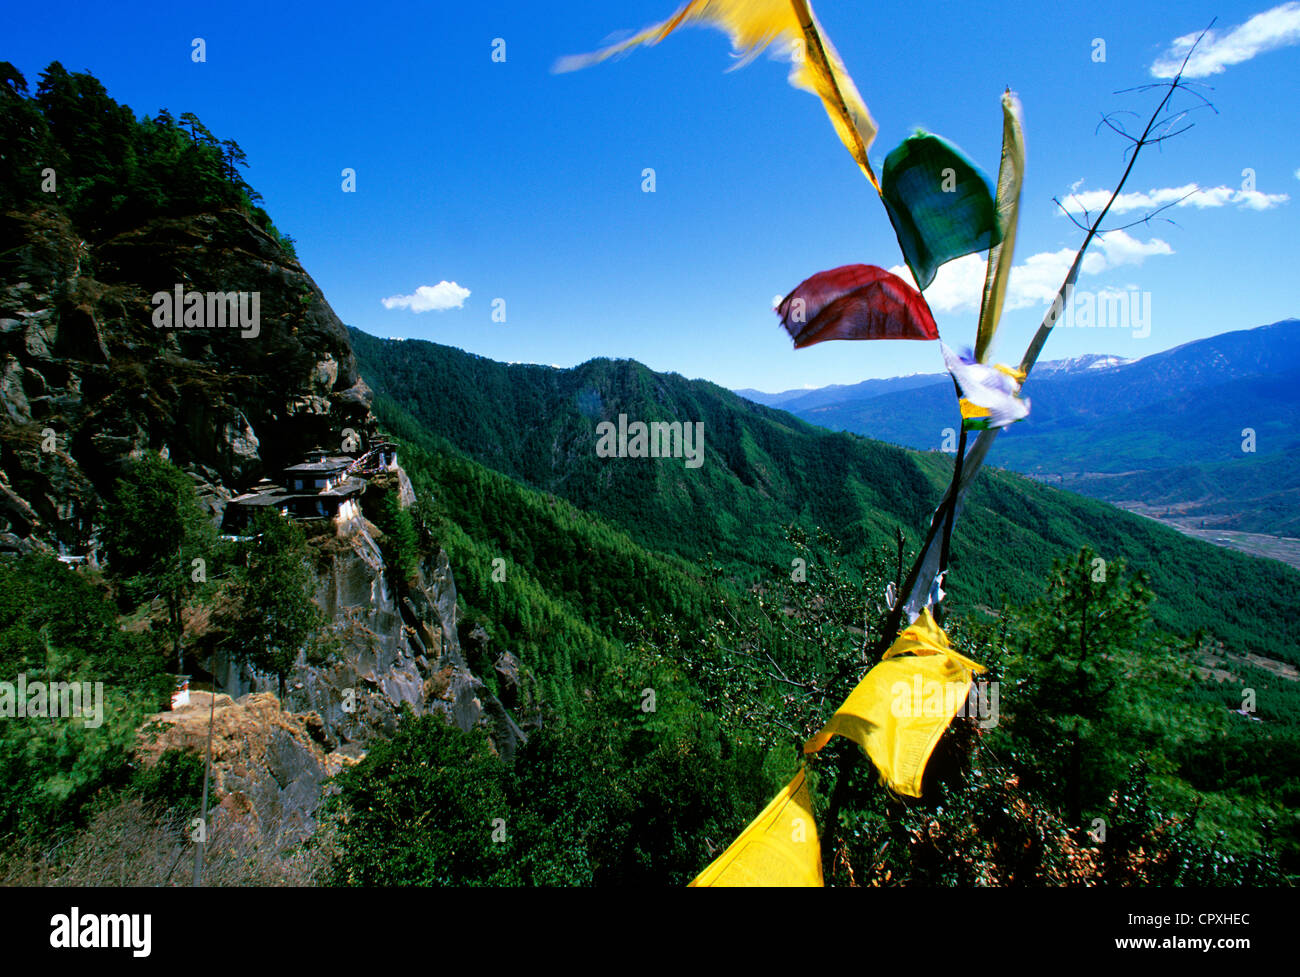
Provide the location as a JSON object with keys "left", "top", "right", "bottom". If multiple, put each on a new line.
{"left": 7, "top": 0, "right": 1298, "bottom": 391}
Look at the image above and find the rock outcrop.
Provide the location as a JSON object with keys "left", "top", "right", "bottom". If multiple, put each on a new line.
{"left": 215, "top": 521, "right": 527, "bottom": 761}
{"left": 136, "top": 691, "right": 348, "bottom": 850}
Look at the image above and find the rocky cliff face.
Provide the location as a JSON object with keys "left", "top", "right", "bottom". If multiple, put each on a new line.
{"left": 0, "top": 205, "right": 372, "bottom": 554}
{"left": 216, "top": 519, "right": 527, "bottom": 761}
{"left": 156, "top": 512, "right": 528, "bottom": 846}
{"left": 0, "top": 203, "right": 529, "bottom": 834}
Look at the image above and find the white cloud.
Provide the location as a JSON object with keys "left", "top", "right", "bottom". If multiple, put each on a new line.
{"left": 1236, "top": 188, "right": 1293, "bottom": 210}
{"left": 381, "top": 281, "right": 471, "bottom": 312}
{"left": 1058, "top": 183, "right": 1289, "bottom": 215}
{"left": 1090, "top": 229, "right": 1175, "bottom": 268}
{"left": 1294, "top": 167, "right": 1300, "bottom": 180}
{"left": 1151, "top": 2, "right": 1300, "bottom": 78}
{"left": 898, "top": 230, "right": 1173, "bottom": 315}
{"left": 891, "top": 254, "right": 987, "bottom": 314}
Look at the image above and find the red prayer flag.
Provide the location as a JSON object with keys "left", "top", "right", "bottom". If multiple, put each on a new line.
{"left": 776, "top": 264, "right": 939, "bottom": 347}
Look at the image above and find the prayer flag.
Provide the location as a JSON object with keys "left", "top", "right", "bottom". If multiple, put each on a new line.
{"left": 690, "top": 766, "right": 824, "bottom": 887}
{"left": 556, "top": 0, "right": 880, "bottom": 190}
{"left": 804, "top": 610, "right": 985, "bottom": 798}
{"left": 777, "top": 264, "right": 939, "bottom": 347}
{"left": 881, "top": 132, "right": 1001, "bottom": 291}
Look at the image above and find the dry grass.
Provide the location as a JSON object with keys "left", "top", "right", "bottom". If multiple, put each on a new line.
{"left": 0, "top": 796, "right": 336, "bottom": 887}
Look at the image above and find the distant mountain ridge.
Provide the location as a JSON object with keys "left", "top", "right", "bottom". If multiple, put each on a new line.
{"left": 735, "top": 373, "right": 947, "bottom": 411}
{"left": 743, "top": 318, "right": 1300, "bottom": 467}
{"left": 1028, "top": 353, "right": 1134, "bottom": 378}
{"left": 731, "top": 320, "right": 1300, "bottom": 536}
{"left": 735, "top": 352, "right": 1134, "bottom": 409}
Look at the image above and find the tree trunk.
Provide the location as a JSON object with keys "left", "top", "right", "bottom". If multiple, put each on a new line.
{"left": 1067, "top": 726, "right": 1083, "bottom": 827}
{"left": 821, "top": 748, "right": 856, "bottom": 880}
{"left": 169, "top": 591, "right": 183, "bottom": 672}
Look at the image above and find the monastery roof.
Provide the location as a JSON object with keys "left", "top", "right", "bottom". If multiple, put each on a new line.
{"left": 283, "top": 456, "right": 354, "bottom": 474}
{"left": 229, "top": 476, "right": 365, "bottom": 506}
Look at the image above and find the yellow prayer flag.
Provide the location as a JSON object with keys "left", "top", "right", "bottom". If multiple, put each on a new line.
{"left": 689, "top": 767, "right": 823, "bottom": 887}
{"left": 803, "top": 609, "right": 985, "bottom": 798}
{"left": 555, "top": 0, "right": 880, "bottom": 191}
{"left": 974, "top": 90, "right": 1025, "bottom": 364}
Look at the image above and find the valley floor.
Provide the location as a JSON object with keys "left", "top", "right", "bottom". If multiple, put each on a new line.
{"left": 1110, "top": 501, "right": 1300, "bottom": 571}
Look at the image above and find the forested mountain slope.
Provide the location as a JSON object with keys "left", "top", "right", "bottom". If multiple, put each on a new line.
{"left": 351, "top": 329, "right": 1300, "bottom": 666}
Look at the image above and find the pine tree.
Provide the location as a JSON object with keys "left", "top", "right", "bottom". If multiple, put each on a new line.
{"left": 229, "top": 511, "right": 322, "bottom": 699}
{"left": 103, "top": 453, "right": 216, "bottom": 671}
{"left": 1004, "top": 548, "right": 1156, "bottom": 825}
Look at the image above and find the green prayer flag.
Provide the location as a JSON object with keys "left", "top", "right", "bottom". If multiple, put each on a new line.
{"left": 881, "top": 131, "right": 1002, "bottom": 291}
